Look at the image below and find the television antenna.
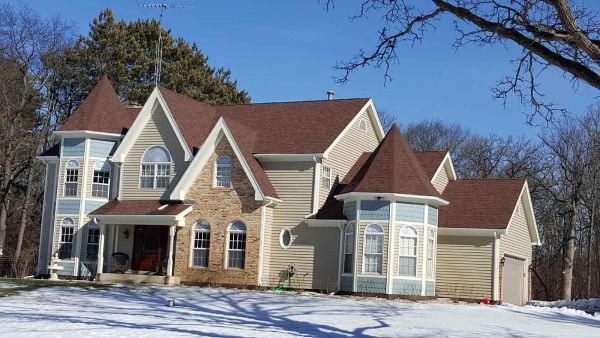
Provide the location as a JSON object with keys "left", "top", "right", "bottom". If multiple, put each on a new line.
{"left": 138, "top": 3, "right": 195, "bottom": 86}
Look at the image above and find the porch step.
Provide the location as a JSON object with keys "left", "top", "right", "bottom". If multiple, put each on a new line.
{"left": 97, "top": 273, "right": 180, "bottom": 285}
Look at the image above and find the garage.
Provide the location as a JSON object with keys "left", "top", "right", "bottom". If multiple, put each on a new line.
{"left": 502, "top": 256, "right": 526, "bottom": 305}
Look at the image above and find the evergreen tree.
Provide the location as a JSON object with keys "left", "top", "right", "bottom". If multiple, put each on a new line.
{"left": 60, "top": 9, "right": 249, "bottom": 108}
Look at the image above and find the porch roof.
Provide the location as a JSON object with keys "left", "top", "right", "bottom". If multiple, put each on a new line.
{"left": 89, "top": 199, "right": 192, "bottom": 217}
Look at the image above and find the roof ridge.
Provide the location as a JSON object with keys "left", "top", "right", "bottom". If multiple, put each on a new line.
{"left": 214, "top": 97, "right": 370, "bottom": 107}
{"left": 453, "top": 178, "right": 525, "bottom": 181}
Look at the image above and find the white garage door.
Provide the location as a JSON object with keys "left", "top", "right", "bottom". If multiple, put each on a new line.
{"left": 502, "top": 256, "right": 525, "bottom": 305}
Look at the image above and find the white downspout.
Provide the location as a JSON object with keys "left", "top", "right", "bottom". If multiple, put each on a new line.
{"left": 492, "top": 232, "right": 501, "bottom": 302}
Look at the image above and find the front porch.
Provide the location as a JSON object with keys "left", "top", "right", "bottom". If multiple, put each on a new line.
{"left": 89, "top": 200, "right": 193, "bottom": 285}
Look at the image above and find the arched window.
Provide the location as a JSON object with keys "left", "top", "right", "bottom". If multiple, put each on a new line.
{"left": 227, "top": 221, "right": 247, "bottom": 269}
{"left": 399, "top": 226, "right": 418, "bottom": 276}
{"left": 359, "top": 119, "right": 367, "bottom": 131}
{"left": 64, "top": 160, "right": 80, "bottom": 197}
{"left": 92, "top": 161, "right": 111, "bottom": 198}
{"left": 140, "top": 146, "right": 171, "bottom": 189}
{"left": 363, "top": 224, "right": 384, "bottom": 274}
{"left": 343, "top": 222, "right": 355, "bottom": 273}
{"left": 426, "top": 228, "right": 436, "bottom": 278}
{"left": 215, "top": 156, "right": 232, "bottom": 187}
{"left": 59, "top": 218, "right": 75, "bottom": 259}
{"left": 192, "top": 220, "right": 211, "bottom": 267}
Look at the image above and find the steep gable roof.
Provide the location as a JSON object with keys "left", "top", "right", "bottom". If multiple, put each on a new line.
{"left": 414, "top": 151, "right": 448, "bottom": 179}
{"left": 439, "top": 179, "right": 525, "bottom": 229}
{"left": 215, "top": 98, "right": 370, "bottom": 154}
{"left": 60, "top": 74, "right": 130, "bottom": 134}
{"left": 339, "top": 125, "right": 440, "bottom": 197}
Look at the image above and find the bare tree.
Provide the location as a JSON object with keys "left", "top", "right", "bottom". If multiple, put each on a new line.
{"left": 377, "top": 109, "right": 399, "bottom": 132}
{"left": 326, "top": 0, "right": 600, "bottom": 122}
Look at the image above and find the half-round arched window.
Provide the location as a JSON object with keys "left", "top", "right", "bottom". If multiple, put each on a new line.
{"left": 64, "top": 160, "right": 80, "bottom": 197}
{"left": 399, "top": 226, "right": 418, "bottom": 276}
{"left": 59, "top": 217, "right": 75, "bottom": 259}
{"left": 343, "top": 222, "right": 355, "bottom": 273}
{"left": 140, "top": 146, "right": 171, "bottom": 189}
{"left": 363, "top": 224, "right": 384, "bottom": 274}
{"left": 92, "top": 161, "right": 111, "bottom": 198}
{"left": 192, "top": 220, "right": 211, "bottom": 268}
{"left": 227, "top": 221, "right": 246, "bottom": 269}
{"left": 215, "top": 156, "right": 232, "bottom": 187}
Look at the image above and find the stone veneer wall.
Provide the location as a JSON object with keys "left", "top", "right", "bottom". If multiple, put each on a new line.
{"left": 173, "top": 137, "right": 263, "bottom": 286}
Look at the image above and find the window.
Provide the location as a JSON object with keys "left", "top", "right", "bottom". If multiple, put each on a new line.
{"left": 140, "top": 146, "right": 171, "bottom": 189}
{"left": 59, "top": 218, "right": 75, "bottom": 259}
{"left": 426, "top": 228, "right": 436, "bottom": 278}
{"left": 192, "top": 220, "right": 211, "bottom": 267}
{"left": 64, "top": 160, "right": 80, "bottom": 197}
{"left": 343, "top": 223, "right": 354, "bottom": 273}
{"left": 363, "top": 224, "right": 384, "bottom": 274}
{"left": 86, "top": 226, "right": 100, "bottom": 261}
{"left": 227, "top": 221, "right": 247, "bottom": 269}
{"left": 399, "top": 226, "right": 418, "bottom": 276}
{"left": 359, "top": 119, "right": 367, "bottom": 131}
{"left": 280, "top": 229, "right": 292, "bottom": 248}
{"left": 215, "top": 156, "right": 232, "bottom": 187}
{"left": 321, "top": 166, "right": 332, "bottom": 190}
{"left": 92, "top": 161, "right": 110, "bottom": 198}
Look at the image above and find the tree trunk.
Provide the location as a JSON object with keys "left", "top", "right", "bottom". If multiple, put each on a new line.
{"left": 562, "top": 202, "right": 578, "bottom": 300}
{"left": 0, "top": 157, "right": 13, "bottom": 256}
{"left": 586, "top": 202, "right": 594, "bottom": 299}
{"left": 14, "top": 163, "right": 34, "bottom": 259}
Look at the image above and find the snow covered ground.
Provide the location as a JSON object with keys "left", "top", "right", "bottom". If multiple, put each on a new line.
{"left": 0, "top": 282, "right": 598, "bottom": 337}
{"left": 532, "top": 298, "right": 600, "bottom": 314}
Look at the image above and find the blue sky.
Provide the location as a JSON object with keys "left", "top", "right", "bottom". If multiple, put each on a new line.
{"left": 25, "top": 0, "right": 599, "bottom": 138}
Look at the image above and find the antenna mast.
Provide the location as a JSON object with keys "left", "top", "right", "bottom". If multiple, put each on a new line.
{"left": 139, "top": 2, "right": 194, "bottom": 87}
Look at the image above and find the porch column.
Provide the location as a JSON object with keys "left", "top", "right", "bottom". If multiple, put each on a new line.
{"left": 96, "top": 222, "right": 106, "bottom": 276}
{"left": 166, "top": 225, "right": 175, "bottom": 277}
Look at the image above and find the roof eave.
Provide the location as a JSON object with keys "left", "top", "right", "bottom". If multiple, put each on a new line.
{"left": 334, "top": 192, "right": 449, "bottom": 206}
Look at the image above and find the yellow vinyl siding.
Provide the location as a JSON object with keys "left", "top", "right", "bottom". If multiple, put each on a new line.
{"left": 436, "top": 235, "right": 493, "bottom": 299}
{"left": 431, "top": 166, "right": 450, "bottom": 194}
{"left": 500, "top": 197, "right": 533, "bottom": 297}
{"left": 263, "top": 161, "right": 340, "bottom": 290}
{"left": 120, "top": 106, "right": 188, "bottom": 200}
{"left": 320, "top": 109, "right": 380, "bottom": 206}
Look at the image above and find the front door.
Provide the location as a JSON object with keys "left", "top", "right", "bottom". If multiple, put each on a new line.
{"left": 131, "top": 225, "right": 168, "bottom": 273}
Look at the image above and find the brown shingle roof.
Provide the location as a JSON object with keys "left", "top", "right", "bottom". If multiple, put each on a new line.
{"left": 439, "top": 179, "right": 525, "bottom": 229}
{"left": 414, "top": 151, "right": 447, "bottom": 179}
{"left": 216, "top": 98, "right": 370, "bottom": 154}
{"left": 89, "top": 199, "right": 191, "bottom": 216}
{"left": 60, "top": 74, "right": 132, "bottom": 134}
{"left": 339, "top": 125, "right": 440, "bottom": 197}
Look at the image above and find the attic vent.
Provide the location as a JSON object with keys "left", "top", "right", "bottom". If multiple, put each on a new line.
{"left": 327, "top": 90, "right": 334, "bottom": 100}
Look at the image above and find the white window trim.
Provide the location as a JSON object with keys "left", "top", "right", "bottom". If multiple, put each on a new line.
{"left": 214, "top": 155, "right": 233, "bottom": 188}
{"left": 362, "top": 223, "right": 384, "bottom": 275}
{"left": 139, "top": 145, "right": 172, "bottom": 189}
{"left": 279, "top": 228, "right": 293, "bottom": 249}
{"left": 64, "top": 160, "right": 80, "bottom": 197}
{"left": 426, "top": 228, "right": 436, "bottom": 278}
{"left": 59, "top": 217, "right": 76, "bottom": 260}
{"left": 190, "top": 220, "right": 211, "bottom": 268}
{"left": 398, "top": 225, "right": 418, "bottom": 277}
{"left": 343, "top": 222, "right": 355, "bottom": 274}
{"left": 91, "top": 161, "right": 111, "bottom": 199}
{"left": 85, "top": 226, "right": 100, "bottom": 262}
{"left": 226, "top": 221, "right": 247, "bottom": 270}
{"left": 321, "top": 166, "right": 332, "bottom": 190}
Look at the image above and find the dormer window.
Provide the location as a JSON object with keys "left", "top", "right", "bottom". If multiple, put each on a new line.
{"left": 215, "top": 156, "right": 232, "bottom": 187}
{"left": 92, "top": 161, "right": 110, "bottom": 198}
{"left": 140, "top": 146, "right": 171, "bottom": 189}
{"left": 64, "top": 160, "right": 80, "bottom": 197}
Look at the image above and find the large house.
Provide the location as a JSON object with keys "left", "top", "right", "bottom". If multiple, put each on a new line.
{"left": 37, "top": 75, "right": 540, "bottom": 305}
